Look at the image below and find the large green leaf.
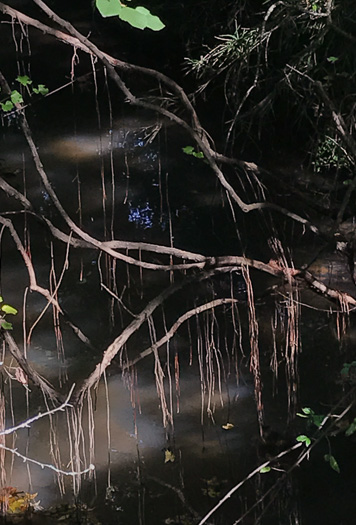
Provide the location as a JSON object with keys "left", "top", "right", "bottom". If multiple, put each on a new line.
{"left": 96, "top": 0, "right": 165, "bottom": 31}
{"left": 96, "top": 0, "right": 121, "bottom": 17}
{"left": 118, "top": 5, "right": 165, "bottom": 31}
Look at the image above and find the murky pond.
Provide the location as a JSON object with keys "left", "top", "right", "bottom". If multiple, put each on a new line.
{"left": 1, "top": 13, "right": 356, "bottom": 525}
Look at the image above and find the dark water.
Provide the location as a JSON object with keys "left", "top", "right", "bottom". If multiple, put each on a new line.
{"left": 1, "top": 13, "right": 356, "bottom": 525}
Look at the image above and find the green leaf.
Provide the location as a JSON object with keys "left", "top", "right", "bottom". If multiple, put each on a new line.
{"left": 182, "top": 145, "right": 204, "bottom": 159}
{"left": 10, "top": 90, "right": 23, "bottom": 105}
{"left": 16, "top": 75, "right": 32, "bottom": 86}
{"left": 193, "top": 151, "right": 204, "bottom": 159}
{"left": 0, "top": 320, "right": 13, "bottom": 330}
{"left": 324, "top": 454, "right": 340, "bottom": 473}
{"left": 0, "top": 296, "right": 3, "bottom": 303}
{"left": 96, "top": 0, "right": 165, "bottom": 31}
{"left": 327, "top": 56, "right": 339, "bottom": 63}
{"left": 1, "top": 100, "right": 14, "bottom": 112}
{"left": 1, "top": 304, "right": 18, "bottom": 315}
{"left": 260, "top": 466, "right": 271, "bottom": 473}
{"left": 118, "top": 5, "right": 164, "bottom": 31}
{"left": 182, "top": 146, "right": 195, "bottom": 155}
{"left": 296, "top": 435, "right": 311, "bottom": 447}
{"left": 32, "top": 84, "right": 49, "bottom": 96}
{"left": 96, "top": 0, "right": 121, "bottom": 17}
{"left": 345, "top": 418, "right": 356, "bottom": 437}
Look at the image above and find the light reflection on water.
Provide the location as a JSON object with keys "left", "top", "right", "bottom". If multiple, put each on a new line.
{"left": 5, "top": 364, "right": 256, "bottom": 513}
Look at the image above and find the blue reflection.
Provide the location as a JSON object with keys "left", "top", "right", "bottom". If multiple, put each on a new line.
{"left": 128, "top": 202, "right": 154, "bottom": 229}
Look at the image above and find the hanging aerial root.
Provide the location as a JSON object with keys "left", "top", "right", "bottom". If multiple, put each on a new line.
{"left": 242, "top": 265, "right": 264, "bottom": 435}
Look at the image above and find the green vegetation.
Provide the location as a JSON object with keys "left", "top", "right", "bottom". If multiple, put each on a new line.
{"left": 0, "top": 296, "right": 17, "bottom": 330}
{"left": 0, "top": 75, "right": 48, "bottom": 112}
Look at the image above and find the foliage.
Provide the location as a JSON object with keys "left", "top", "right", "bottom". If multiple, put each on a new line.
{"left": 324, "top": 454, "right": 340, "bottom": 473}
{"left": 95, "top": 0, "right": 164, "bottom": 31}
{"left": 185, "top": 26, "right": 259, "bottom": 77}
{"left": 297, "top": 406, "right": 325, "bottom": 428}
{"left": 312, "top": 136, "right": 351, "bottom": 174}
{"left": 182, "top": 146, "right": 204, "bottom": 159}
{"left": 0, "top": 75, "right": 48, "bottom": 112}
{"left": 260, "top": 466, "right": 271, "bottom": 473}
{"left": 0, "top": 296, "right": 17, "bottom": 330}
{"left": 0, "top": 486, "right": 40, "bottom": 514}
{"left": 296, "top": 434, "right": 311, "bottom": 447}
{"left": 184, "top": 0, "right": 356, "bottom": 160}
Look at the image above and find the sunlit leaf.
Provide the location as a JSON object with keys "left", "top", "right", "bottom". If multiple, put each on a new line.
{"left": 1, "top": 100, "right": 14, "bottom": 112}
{"left": 118, "top": 5, "right": 165, "bottom": 31}
{"left": 1, "top": 304, "right": 18, "bottom": 315}
{"left": 260, "top": 466, "right": 271, "bottom": 473}
{"left": 10, "top": 90, "right": 23, "bottom": 105}
{"left": 16, "top": 75, "right": 32, "bottom": 86}
{"left": 182, "top": 146, "right": 195, "bottom": 155}
{"left": 0, "top": 296, "right": 3, "bottom": 303}
{"left": 327, "top": 56, "right": 338, "bottom": 63}
{"left": 182, "top": 145, "right": 204, "bottom": 159}
{"left": 222, "top": 423, "right": 234, "bottom": 430}
{"left": 96, "top": 0, "right": 164, "bottom": 30}
{"left": 96, "top": 0, "right": 121, "bottom": 17}
{"left": 0, "top": 487, "right": 39, "bottom": 514}
{"left": 324, "top": 454, "right": 340, "bottom": 473}
{"left": 164, "top": 449, "right": 175, "bottom": 463}
{"left": 296, "top": 434, "right": 311, "bottom": 447}
{"left": 32, "top": 84, "right": 49, "bottom": 96}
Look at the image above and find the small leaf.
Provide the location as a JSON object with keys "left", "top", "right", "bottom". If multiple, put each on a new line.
{"left": 324, "top": 454, "right": 340, "bottom": 473}
{"left": 296, "top": 435, "right": 311, "bottom": 447}
{"left": 222, "top": 423, "right": 234, "bottom": 430}
{"left": 164, "top": 449, "right": 175, "bottom": 463}
{"left": 327, "top": 56, "right": 338, "bottom": 63}
{"left": 260, "top": 466, "right": 271, "bottom": 473}
{"left": 0, "top": 320, "right": 13, "bottom": 330}
{"left": 345, "top": 418, "right": 356, "bottom": 437}
{"left": 0, "top": 297, "right": 3, "bottom": 303}
{"left": 1, "top": 100, "right": 14, "bottom": 112}
{"left": 32, "top": 84, "right": 49, "bottom": 96}
{"left": 182, "top": 146, "right": 195, "bottom": 155}
{"left": 10, "top": 90, "right": 23, "bottom": 105}
{"left": 1, "top": 304, "right": 18, "bottom": 315}
{"left": 193, "top": 151, "right": 204, "bottom": 159}
{"left": 16, "top": 75, "right": 32, "bottom": 86}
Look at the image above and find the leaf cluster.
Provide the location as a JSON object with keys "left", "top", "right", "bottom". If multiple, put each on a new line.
{"left": 0, "top": 76, "right": 48, "bottom": 113}
{"left": 0, "top": 296, "right": 17, "bottom": 331}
